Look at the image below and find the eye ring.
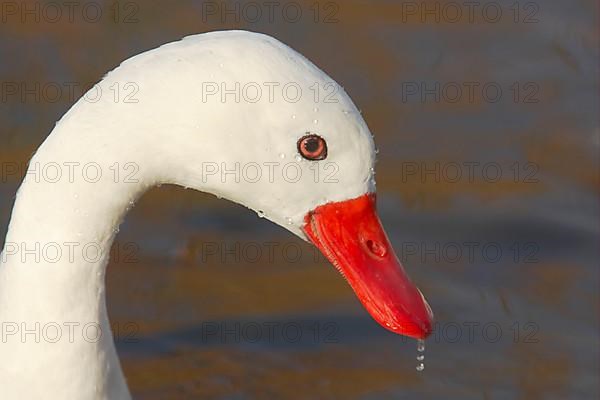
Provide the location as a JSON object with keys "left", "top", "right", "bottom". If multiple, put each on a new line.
{"left": 297, "top": 134, "right": 327, "bottom": 161}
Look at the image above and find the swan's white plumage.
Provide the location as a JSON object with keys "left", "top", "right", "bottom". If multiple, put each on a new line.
{"left": 0, "top": 30, "right": 375, "bottom": 399}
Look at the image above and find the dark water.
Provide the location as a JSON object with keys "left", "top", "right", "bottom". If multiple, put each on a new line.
{"left": 1, "top": 0, "right": 598, "bottom": 398}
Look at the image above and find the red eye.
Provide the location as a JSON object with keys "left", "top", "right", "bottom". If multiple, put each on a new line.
{"left": 297, "top": 134, "right": 327, "bottom": 161}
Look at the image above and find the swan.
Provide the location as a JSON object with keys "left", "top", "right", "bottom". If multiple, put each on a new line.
{"left": 0, "top": 30, "right": 433, "bottom": 399}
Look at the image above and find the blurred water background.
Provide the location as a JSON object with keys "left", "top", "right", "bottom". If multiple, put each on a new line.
{"left": 0, "top": 0, "right": 598, "bottom": 398}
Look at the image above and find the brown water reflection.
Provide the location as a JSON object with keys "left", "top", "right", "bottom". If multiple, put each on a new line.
{"left": 1, "top": 0, "right": 598, "bottom": 398}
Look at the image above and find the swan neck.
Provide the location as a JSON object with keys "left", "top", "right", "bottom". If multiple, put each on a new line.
{"left": 0, "top": 125, "right": 142, "bottom": 400}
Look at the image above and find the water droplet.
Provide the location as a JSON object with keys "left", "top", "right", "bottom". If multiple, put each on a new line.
{"left": 257, "top": 210, "right": 265, "bottom": 218}
{"left": 279, "top": 153, "right": 286, "bottom": 159}
{"left": 219, "top": 63, "right": 224, "bottom": 68}
{"left": 291, "top": 114, "right": 296, "bottom": 119}
{"left": 285, "top": 217, "right": 293, "bottom": 225}
{"left": 375, "top": 148, "right": 380, "bottom": 155}
{"left": 73, "top": 193, "right": 79, "bottom": 199}
{"left": 342, "top": 110, "right": 349, "bottom": 115}
{"left": 416, "top": 339, "right": 426, "bottom": 372}
{"left": 313, "top": 107, "right": 319, "bottom": 112}
{"left": 294, "top": 155, "right": 302, "bottom": 162}
{"left": 313, "top": 119, "right": 318, "bottom": 124}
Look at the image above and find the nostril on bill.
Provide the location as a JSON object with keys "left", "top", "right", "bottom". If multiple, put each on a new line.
{"left": 365, "top": 239, "right": 387, "bottom": 258}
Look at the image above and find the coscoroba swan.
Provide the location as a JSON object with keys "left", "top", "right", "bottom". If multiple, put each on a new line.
{"left": 0, "top": 30, "right": 433, "bottom": 399}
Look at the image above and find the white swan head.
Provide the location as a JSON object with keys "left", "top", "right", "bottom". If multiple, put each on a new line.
{"left": 55, "top": 30, "right": 433, "bottom": 339}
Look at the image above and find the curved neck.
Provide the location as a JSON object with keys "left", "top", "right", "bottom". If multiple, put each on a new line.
{"left": 0, "top": 126, "right": 150, "bottom": 400}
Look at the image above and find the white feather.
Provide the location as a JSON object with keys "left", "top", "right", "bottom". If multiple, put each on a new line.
{"left": 0, "top": 30, "right": 376, "bottom": 399}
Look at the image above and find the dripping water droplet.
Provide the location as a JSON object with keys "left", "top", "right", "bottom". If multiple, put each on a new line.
{"left": 416, "top": 339, "right": 426, "bottom": 372}
{"left": 257, "top": 210, "right": 265, "bottom": 218}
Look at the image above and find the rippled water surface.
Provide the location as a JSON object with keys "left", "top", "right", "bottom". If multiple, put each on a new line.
{"left": 0, "top": 0, "right": 598, "bottom": 398}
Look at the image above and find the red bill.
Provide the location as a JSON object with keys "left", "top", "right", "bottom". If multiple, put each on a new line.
{"left": 303, "top": 194, "right": 433, "bottom": 339}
